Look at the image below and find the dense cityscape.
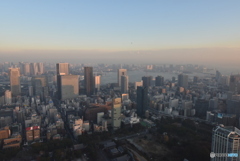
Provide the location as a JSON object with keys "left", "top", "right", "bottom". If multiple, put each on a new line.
{"left": 0, "top": 62, "right": 239, "bottom": 161}
{"left": 1, "top": 1, "right": 240, "bottom": 161}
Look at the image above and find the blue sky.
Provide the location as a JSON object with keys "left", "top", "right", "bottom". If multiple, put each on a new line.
{"left": 0, "top": 1, "right": 240, "bottom": 65}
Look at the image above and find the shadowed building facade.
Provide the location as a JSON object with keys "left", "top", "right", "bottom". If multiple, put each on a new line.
{"left": 32, "top": 76, "right": 47, "bottom": 95}
{"left": 121, "top": 75, "right": 128, "bottom": 94}
{"left": 59, "top": 75, "right": 79, "bottom": 100}
{"left": 142, "top": 76, "right": 152, "bottom": 88}
{"left": 178, "top": 74, "right": 188, "bottom": 89}
{"left": 137, "top": 86, "right": 148, "bottom": 117}
{"left": 84, "top": 67, "right": 94, "bottom": 96}
{"left": 155, "top": 76, "right": 164, "bottom": 86}
{"left": 118, "top": 69, "right": 127, "bottom": 87}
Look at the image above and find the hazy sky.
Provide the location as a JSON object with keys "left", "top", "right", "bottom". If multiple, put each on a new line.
{"left": 0, "top": 1, "right": 240, "bottom": 65}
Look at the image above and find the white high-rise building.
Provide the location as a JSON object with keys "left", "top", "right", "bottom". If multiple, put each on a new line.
{"left": 112, "top": 98, "right": 122, "bottom": 130}
{"left": 118, "top": 69, "right": 127, "bottom": 87}
{"left": 211, "top": 126, "right": 240, "bottom": 161}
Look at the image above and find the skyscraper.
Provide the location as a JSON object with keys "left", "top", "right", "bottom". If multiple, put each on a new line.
{"left": 134, "top": 81, "right": 143, "bottom": 90}
{"left": 19, "top": 62, "right": 25, "bottom": 76}
{"left": 32, "top": 76, "right": 47, "bottom": 98}
{"left": 121, "top": 75, "right": 128, "bottom": 93}
{"left": 142, "top": 76, "right": 152, "bottom": 87}
{"left": 211, "top": 126, "right": 240, "bottom": 161}
{"left": 56, "top": 63, "right": 70, "bottom": 99}
{"left": 229, "top": 75, "right": 240, "bottom": 94}
{"left": 30, "top": 63, "right": 38, "bottom": 75}
{"left": 155, "top": 76, "right": 164, "bottom": 86}
{"left": 118, "top": 69, "right": 127, "bottom": 87}
{"left": 37, "top": 62, "right": 44, "bottom": 75}
{"left": 137, "top": 86, "right": 148, "bottom": 117}
{"left": 111, "top": 98, "right": 122, "bottom": 130}
{"left": 84, "top": 67, "right": 94, "bottom": 96}
{"left": 9, "top": 68, "right": 21, "bottom": 97}
{"left": 24, "top": 63, "right": 30, "bottom": 75}
{"left": 56, "top": 63, "right": 69, "bottom": 75}
{"left": 178, "top": 74, "right": 188, "bottom": 88}
{"left": 94, "top": 75, "right": 101, "bottom": 92}
{"left": 59, "top": 75, "right": 79, "bottom": 100}
{"left": 4, "top": 90, "right": 12, "bottom": 105}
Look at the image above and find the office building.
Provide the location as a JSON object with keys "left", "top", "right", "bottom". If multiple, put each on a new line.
{"left": 56, "top": 63, "right": 69, "bottom": 75}
{"left": 30, "top": 63, "right": 38, "bottom": 75}
{"left": 29, "top": 86, "right": 33, "bottom": 96}
{"left": 215, "top": 113, "right": 236, "bottom": 127}
{"left": 32, "top": 76, "right": 47, "bottom": 97}
{"left": 0, "top": 127, "right": 10, "bottom": 140}
{"left": 209, "top": 97, "right": 218, "bottom": 110}
{"left": 134, "top": 81, "right": 143, "bottom": 89}
{"left": 9, "top": 68, "right": 21, "bottom": 97}
{"left": 59, "top": 75, "right": 79, "bottom": 100}
{"left": 229, "top": 75, "right": 240, "bottom": 94}
{"left": 57, "top": 63, "right": 70, "bottom": 99}
{"left": 4, "top": 90, "right": 12, "bottom": 105}
{"left": 24, "top": 63, "right": 30, "bottom": 75}
{"left": 118, "top": 69, "right": 127, "bottom": 87}
{"left": 178, "top": 74, "right": 188, "bottom": 88}
{"left": 37, "top": 62, "right": 44, "bottom": 75}
{"left": 19, "top": 62, "right": 25, "bottom": 75}
{"left": 142, "top": 76, "right": 152, "bottom": 87}
{"left": 112, "top": 98, "right": 122, "bottom": 130}
{"left": 84, "top": 67, "right": 94, "bottom": 96}
{"left": 193, "top": 76, "right": 199, "bottom": 83}
{"left": 227, "top": 99, "right": 240, "bottom": 121}
{"left": 26, "top": 129, "right": 34, "bottom": 142}
{"left": 172, "top": 77, "right": 176, "bottom": 83}
{"left": 137, "top": 86, "right": 148, "bottom": 117}
{"left": 94, "top": 75, "right": 101, "bottom": 92}
{"left": 195, "top": 99, "right": 209, "bottom": 117}
{"left": 121, "top": 75, "right": 128, "bottom": 93}
{"left": 211, "top": 126, "right": 240, "bottom": 161}
{"left": 155, "top": 76, "right": 164, "bottom": 86}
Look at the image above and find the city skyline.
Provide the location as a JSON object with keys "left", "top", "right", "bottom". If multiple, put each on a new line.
{"left": 0, "top": 1, "right": 240, "bottom": 66}
{"left": 0, "top": 61, "right": 239, "bottom": 160}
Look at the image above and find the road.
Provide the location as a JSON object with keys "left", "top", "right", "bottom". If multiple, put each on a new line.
{"left": 52, "top": 98, "right": 78, "bottom": 144}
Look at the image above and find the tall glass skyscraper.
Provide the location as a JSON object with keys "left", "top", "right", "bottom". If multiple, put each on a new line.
{"left": 137, "top": 86, "right": 148, "bottom": 117}
{"left": 84, "top": 67, "right": 94, "bottom": 96}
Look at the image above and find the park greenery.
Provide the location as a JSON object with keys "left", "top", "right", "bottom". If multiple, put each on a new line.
{"left": 154, "top": 117, "right": 212, "bottom": 161}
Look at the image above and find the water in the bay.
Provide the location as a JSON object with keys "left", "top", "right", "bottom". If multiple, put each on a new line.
{"left": 100, "top": 70, "right": 211, "bottom": 85}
